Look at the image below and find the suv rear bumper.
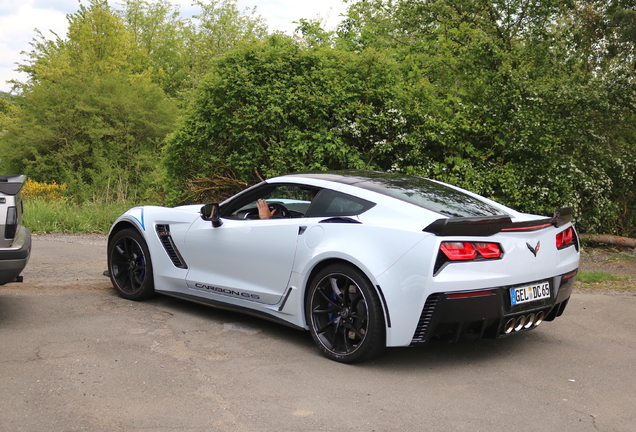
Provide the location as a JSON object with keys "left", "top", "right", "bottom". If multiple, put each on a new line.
{"left": 0, "top": 227, "right": 31, "bottom": 285}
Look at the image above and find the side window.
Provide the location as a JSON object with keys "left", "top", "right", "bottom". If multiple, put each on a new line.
{"left": 305, "top": 189, "right": 376, "bottom": 218}
{"left": 226, "top": 184, "right": 320, "bottom": 219}
{"left": 266, "top": 185, "right": 317, "bottom": 202}
{"left": 260, "top": 185, "right": 319, "bottom": 215}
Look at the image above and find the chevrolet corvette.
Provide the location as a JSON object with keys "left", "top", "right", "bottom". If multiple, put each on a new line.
{"left": 107, "top": 171, "right": 579, "bottom": 362}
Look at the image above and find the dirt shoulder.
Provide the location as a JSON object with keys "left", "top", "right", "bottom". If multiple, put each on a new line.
{"left": 579, "top": 246, "right": 636, "bottom": 274}
{"left": 577, "top": 245, "right": 636, "bottom": 293}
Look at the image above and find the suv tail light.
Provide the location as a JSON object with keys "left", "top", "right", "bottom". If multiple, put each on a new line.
{"left": 556, "top": 227, "right": 574, "bottom": 249}
{"left": 5, "top": 206, "right": 17, "bottom": 239}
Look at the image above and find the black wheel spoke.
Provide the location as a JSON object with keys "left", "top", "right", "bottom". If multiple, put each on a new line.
{"left": 349, "top": 292, "right": 362, "bottom": 306}
{"left": 123, "top": 238, "right": 133, "bottom": 256}
{"left": 111, "top": 257, "right": 128, "bottom": 266}
{"left": 114, "top": 269, "right": 127, "bottom": 286}
{"left": 128, "top": 269, "right": 138, "bottom": 291}
{"left": 328, "top": 318, "right": 342, "bottom": 349}
{"left": 312, "top": 304, "right": 339, "bottom": 314}
{"left": 343, "top": 328, "right": 352, "bottom": 352}
{"left": 115, "top": 244, "right": 128, "bottom": 259}
{"left": 317, "top": 288, "right": 340, "bottom": 308}
{"left": 317, "top": 318, "right": 336, "bottom": 334}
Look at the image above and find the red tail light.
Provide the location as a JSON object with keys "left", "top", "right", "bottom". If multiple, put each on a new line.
{"left": 440, "top": 242, "right": 502, "bottom": 261}
{"left": 440, "top": 242, "right": 477, "bottom": 260}
{"left": 474, "top": 242, "right": 502, "bottom": 259}
{"left": 556, "top": 227, "right": 574, "bottom": 249}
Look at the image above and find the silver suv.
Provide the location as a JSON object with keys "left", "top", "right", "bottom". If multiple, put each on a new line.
{"left": 0, "top": 175, "right": 31, "bottom": 284}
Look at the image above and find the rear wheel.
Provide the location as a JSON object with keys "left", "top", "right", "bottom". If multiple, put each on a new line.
{"left": 306, "top": 264, "right": 386, "bottom": 363}
{"left": 108, "top": 228, "right": 155, "bottom": 300}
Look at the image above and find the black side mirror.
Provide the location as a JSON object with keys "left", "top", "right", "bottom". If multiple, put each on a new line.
{"left": 201, "top": 203, "right": 222, "bottom": 227}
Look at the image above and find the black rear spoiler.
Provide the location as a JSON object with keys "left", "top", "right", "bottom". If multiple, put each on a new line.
{"left": 423, "top": 207, "right": 574, "bottom": 237}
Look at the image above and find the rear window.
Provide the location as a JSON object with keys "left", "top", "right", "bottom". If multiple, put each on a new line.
{"left": 305, "top": 190, "right": 375, "bottom": 217}
{"left": 354, "top": 175, "right": 504, "bottom": 218}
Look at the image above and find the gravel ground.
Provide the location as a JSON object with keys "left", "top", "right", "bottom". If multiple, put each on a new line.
{"left": 579, "top": 246, "right": 636, "bottom": 275}
{"left": 32, "top": 233, "right": 108, "bottom": 247}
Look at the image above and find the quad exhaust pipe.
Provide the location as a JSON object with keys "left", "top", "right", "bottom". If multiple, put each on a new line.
{"left": 504, "top": 311, "right": 545, "bottom": 334}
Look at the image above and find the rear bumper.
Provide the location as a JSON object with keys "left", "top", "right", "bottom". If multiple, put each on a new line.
{"left": 0, "top": 227, "right": 31, "bottom": 285}
{"left": 411, "top": 269, "right": 578, "bottom": 344}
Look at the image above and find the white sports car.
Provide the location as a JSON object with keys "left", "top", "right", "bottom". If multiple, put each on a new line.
{"left": 107, "top": 171, "right": 579, "bottom": 362}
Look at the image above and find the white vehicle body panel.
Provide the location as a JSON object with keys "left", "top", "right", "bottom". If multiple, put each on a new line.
{"left": 184, "top": 216, "right": 300, "bottom": 305}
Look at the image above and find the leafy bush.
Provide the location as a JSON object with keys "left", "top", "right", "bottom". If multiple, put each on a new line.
{"left": 163, "top": 35, "right": 404, "bottom": 204}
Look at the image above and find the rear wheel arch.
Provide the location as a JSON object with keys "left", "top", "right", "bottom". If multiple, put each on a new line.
{"left": 303, "top": 259, "right": 387, "bottom": 362}
{"left": 303, "top": 259, "right": 379, "bottom": 319}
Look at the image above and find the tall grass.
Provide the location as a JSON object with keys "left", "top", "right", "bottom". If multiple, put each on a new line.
{"left": 23, "top": 199, "right": 139, "bottom": 234}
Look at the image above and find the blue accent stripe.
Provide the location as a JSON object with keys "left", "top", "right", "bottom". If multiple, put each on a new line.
{"left": 130, "top": 207, "right": 145, "bottom": 231}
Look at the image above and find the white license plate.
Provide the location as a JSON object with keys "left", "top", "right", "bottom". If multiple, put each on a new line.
{"left": 510, "top": 282, "right": 550, "bottom": 305}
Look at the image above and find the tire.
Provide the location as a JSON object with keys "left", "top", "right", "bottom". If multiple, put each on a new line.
{"left": 107, "top": 228, "right": 155, "bottom": 301}
{"left": 306, "top": 264, "right": 386, "bottom": 363}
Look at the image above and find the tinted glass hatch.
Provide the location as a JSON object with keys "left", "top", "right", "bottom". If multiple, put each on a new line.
{"left": 296, "top": 171, "right": 505, "bottom": 218}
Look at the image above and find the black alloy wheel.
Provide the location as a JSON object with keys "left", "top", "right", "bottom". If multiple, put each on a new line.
{"left": 108, "top": 228, "right": 155, "bottom": 300}
{"left": 306, "top": 264, "right": 385, "bottom": 363}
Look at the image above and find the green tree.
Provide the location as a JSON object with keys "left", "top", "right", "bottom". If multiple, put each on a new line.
{"left": 117, "top": 0, "right": 190, "bottom": 97}
{"left": 15, "top": 0, "right": 145, "bottom": 91}
{"left": 186, "top": 0, "right": 268, "bottom": 88}
{"left": 2, "top": 73, "right": 177, "bottom": 202}
{"left": 0, "top": 0, "right": 178, "bottom": 202}
{"left": 163, "top": 34, "right": 405, "bottom": 203}
{"left": 568, "top": 0, "right": 636, "bottom": 71}
{"left": 0, "top": 93, "right": 19, "bottom": 135}
{"left": 115, "top": 0, "right": 269, "bottom": 97}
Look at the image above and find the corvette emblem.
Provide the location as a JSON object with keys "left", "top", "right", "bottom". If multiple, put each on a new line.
{"left": 526, "top": 241, "right": 541, "bottom": 257}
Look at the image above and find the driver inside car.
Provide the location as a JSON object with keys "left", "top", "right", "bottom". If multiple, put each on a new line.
{"left": 256, "top": 198, "right": 277, "bottom": 219}
{"left": 253, "top": 187, "right": 320, "bottom": 219}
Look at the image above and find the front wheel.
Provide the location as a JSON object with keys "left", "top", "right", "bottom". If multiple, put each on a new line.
{"left": 306, "top": 264, "right": 386, "bottom": 363}
{"left": 108, "top": 228, "right": 155, "bottom": 300}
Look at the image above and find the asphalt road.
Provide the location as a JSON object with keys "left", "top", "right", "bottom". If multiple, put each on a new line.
{"left": 1, "top": 235, "right": 635, "bottom": 432}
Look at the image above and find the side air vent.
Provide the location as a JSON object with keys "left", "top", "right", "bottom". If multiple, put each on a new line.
{"left": 155, "top": 224, "right": 188, "bottom": 269}
{"left": 410, "top": 293, "right": 441, "bottom": 344}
